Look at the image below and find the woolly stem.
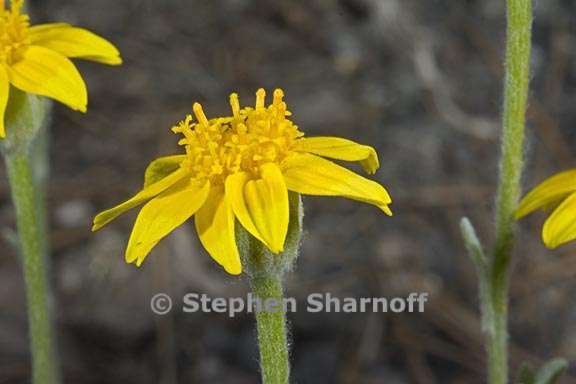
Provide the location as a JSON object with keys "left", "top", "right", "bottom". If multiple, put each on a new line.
{"left": 1, "top": 88, "right": 58, "bottom": 384}
{"left": 249, "top": 275, "right": 290, "bottom": 384}
{"left": 239, "top": 193, "right": 302, "bottom": 384}
{"left": 488, "top": 0, "right": 532, "bottom": 382}
{"left": 5, "top": 151, "right": 58, "bottom": 384}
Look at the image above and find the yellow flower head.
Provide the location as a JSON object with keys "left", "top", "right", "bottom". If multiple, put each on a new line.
{"left": 0, "top": 0, "right": 122, "bottom": 138}
{"left": 93, "top": 89, "right": 392, "bottom": 275}
{"left": 516, "top": 169, "right": 576, "bottom": 249}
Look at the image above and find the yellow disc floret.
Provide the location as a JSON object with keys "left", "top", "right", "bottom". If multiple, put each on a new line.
{"left": 0, "top": 0, "right": 30, "bottom": 65}
{"left": 172, "top": 88, "right": 304, "bottom": 185}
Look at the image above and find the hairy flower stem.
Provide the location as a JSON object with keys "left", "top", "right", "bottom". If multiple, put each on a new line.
{"left": 249, "top": 275, "right": 290, "bottom": 384}
{"left": 5, "top": 151, "right": 58, "bottom": 384}
{"left": 488, "top": 0, "right": 532, "bottom": 382}
{"left": 239, "top": 192, "right": 302, "bottom": 384}
{"left": 1, "top": 88, "right": 57, "bottom": 384}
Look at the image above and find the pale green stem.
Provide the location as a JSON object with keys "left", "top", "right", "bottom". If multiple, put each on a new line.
{"left": 240, "top": 193, "right": 302, "bottom": 384}
{"left": 5, "top": 150, "right": 58, "bottom": 384}
{"left": 2, "top": 88, "right": 57, "bottom": 383}
{"left": 489, "top": 0, "right": 532, "bottom": 383}
{"left": 249, "top": 275, "right": 290, "bottom": 384}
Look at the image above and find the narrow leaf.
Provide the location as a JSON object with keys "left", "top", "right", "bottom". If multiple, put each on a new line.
{"left": 535, "top": 358, "right": 568, "bottom": 384}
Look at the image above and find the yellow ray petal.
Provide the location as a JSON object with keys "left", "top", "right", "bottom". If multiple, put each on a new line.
{"left": 92, "top": 168, "right": 188, "bottom": 231}
{"left": 144, "top": 155, "right": 186, "bottom": 187}
{"left": 282, "top": 153, "right": 392, "bottom": 215}
{"left": 227, "top": 163, "right": 289, "bottom": 253}
{"left": 27, "top": 23, "right": 70, "bottom": 34}
{"left": 195, "top": 186, "right": 242, "bottom": 275}
{"left": 0, "top": 67, "right": 9, "bottom": 138}
{"left": 30, "top": 23, "right": 122, "bottom": 65}
{"left": 225, "top": 171, "right": 267, "bottom": 245}
{"left": 542, "top": 192, "right": 576, "bottom": 249}
{"left": 245, "top": 163, "right": 289, "bottom": 253}
{"left": 126, "top": 180, "right": 210, "bottom": 266}
{"left": 515, "top": 169, "right": 576, "bottom": 219}
{"left": 294, "top": 136, "right": 380, "bottom": 174}
{"left": 8, "top": 46, "right": 88, "bottom": 112}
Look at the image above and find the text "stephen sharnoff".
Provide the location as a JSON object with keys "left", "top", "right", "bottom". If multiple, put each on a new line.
{"left": 152, "top": 293, "right": 429, "bottom": 317}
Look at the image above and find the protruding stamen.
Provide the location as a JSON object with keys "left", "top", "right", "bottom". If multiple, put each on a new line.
{"left": 193, "top": 102, "right": 209, "bottom": 126}
{"left": 255, "top": 88, "right": 266, "bottom": 109}
{"left": 172, "top": 114, "right": 193, "bottom": 134}
{"left": 11, "top": 0, "right": 23, "bottom": 14}
{"left": 177, "top": 90, "right": 302, "bottom": 185}
{"left": 273, "top": 89, "right": 284, "bottom": 106}
{"left": 230, "top": 93, "right": 240, "bottom": 117}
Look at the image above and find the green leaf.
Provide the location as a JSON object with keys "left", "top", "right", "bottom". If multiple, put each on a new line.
{"left": 517, "top": 362, "right": 535, "bottom": 384}
{"left": 460, "top": 217, "right": 487, "bottom": 270}
{"left": 143, "top": 155, "right": 186, "bottom": 187}
{"left": 460, "top": 217, "right": 492, "bottom": 333}
{"left": 534, "top": 358, "right": 568, "bottom": 384}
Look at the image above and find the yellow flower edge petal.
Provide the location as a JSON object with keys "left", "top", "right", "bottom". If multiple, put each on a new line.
{"left": 0, "top": 68, "right": 9, "bottom": 138}
{"left": 8, "top": 45, "right": 88, "bottom": 112}
{"left": 226, "top": 166, "right": 290, "bottom": 253}
{"left": 126, "top": 180, "right": 210, "bottom": 266}
{"left": 225, "top": 172, "right": 268, "bottom": 246}
{"left": 92, "top": 168, "right": 188, "bottom": 231}
{"left": 30, "top": 24, "right": 122, "bottom": 65}
{"left": 243, "top": 163, "right": 289, "bottom": 253}
{"left": 26, "top": 22, "right": 70, "bottom": 34}
{"left": 282, "top": 152, "right": 392, "bottom": 215}
{"left": 195, "top": 187, "right": 242, "bottom": 275}
{"left": 542, "top": 192, "right": 576, "bottom": 249}
{"left": 294, "top": 136, "right": 380, "bottom": 174}
{"left": 515, "top": 169, "right": 576, "bottom": 219}
{"left": 144, "top": 155, "right": 187, "bottom": 187}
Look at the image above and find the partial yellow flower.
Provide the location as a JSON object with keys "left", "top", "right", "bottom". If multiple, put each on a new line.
{"left": 0, "top": 0, "right": 122, "bottom": 138}
{"left": 515, "top": 169, "right": 576, "bottom": 248}
{"left": 92, "top": 89, "right": 392, "bottom": 275}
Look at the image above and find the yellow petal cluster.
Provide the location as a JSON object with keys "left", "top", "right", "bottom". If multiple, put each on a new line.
{"left": 0, "top": 0, "right": 122, "bottom": 138}
{"left": 516, "top": 169, "right": 576, "bottom": 248}
{"left": 93, "top": 89, "right": 392, "bottom": 275}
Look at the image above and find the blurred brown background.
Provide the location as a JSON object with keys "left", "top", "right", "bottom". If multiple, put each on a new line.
{"left": 1, "top": 0, "right": 576, "bottom": 382}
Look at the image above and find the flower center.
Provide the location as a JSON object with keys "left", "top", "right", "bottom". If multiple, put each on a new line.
{"left": 173, "top": 89, "right": 304, "bottom": 185}
{"left": 0, "top": 0, "right": 30, "bottom": 65}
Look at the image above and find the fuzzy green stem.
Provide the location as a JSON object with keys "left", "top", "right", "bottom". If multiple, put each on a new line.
{"left": 239, "top": 193, "right": 302, "bottom": 384}
{"left": 489, "top": 0, "right": 532, "bottom": 383}
{"left": 249, "top": 275, "right": 290, "bottom": 384}
{"left": 2, "top": 88, "right": 57, "bottom": 383}
{"left": 5, "top": 151, "right": 58, "bottom": 384}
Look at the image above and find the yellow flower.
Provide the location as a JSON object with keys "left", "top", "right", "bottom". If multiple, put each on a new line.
{"left": 0, "top": 0, "right": 122, "bottom": 138}
{"left": 92, "top": 89, "right": 392, "bottom": 275}
{"left": 516, "top": 169, "right": 576, "bottom": 249}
